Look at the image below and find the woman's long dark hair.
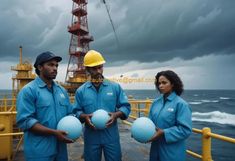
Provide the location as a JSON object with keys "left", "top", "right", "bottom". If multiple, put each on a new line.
{"left": 155, "top": 70, "right": 184, "bottom": 96}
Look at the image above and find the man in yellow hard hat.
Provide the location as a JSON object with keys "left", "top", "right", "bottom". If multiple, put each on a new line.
{"left": 73, "top": 50, "right": 131, "bottom": 161}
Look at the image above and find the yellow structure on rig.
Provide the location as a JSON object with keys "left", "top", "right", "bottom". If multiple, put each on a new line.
{"left": 11, "top": 46, "right": 36, "bottom": 96}
{"left": 0, "top": 46, "right": 35, "bottom": 160}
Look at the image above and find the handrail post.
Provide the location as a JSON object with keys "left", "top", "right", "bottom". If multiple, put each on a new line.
{"left": 4, "top": 96, "right": 7, "bottom": 111}
{"left": 202, "top": 127, "right": 213, "bottom": 161}
{"left": 144, "top": 98, "right": 151, "bottom": 116}
{"left": 137, "top": 103, "right": 140, "bottom": 117}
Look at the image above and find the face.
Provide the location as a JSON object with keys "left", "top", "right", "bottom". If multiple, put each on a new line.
{"left": 38, "top": 59, "right": 58, "bottom": 80}
{"left": 87, "top": 65, "right": 104, "bottom": 82}
{"left": 157, "top": 75, "right": 173, "bottom": 95}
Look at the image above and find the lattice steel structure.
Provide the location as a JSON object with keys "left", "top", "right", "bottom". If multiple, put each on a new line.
{"left": 66, "top": 0, "right": 93, "bottom": 90}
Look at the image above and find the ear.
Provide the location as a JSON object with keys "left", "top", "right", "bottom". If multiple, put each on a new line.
{"left": 37, "top": 65, "right": 43, "bottom": 72}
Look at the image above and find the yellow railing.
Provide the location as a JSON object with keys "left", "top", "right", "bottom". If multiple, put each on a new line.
{"left": 0, "top": 97, "right": 16, "bottom": 112}
{"left": 1, "top": 98, "right": 235, "bottom": 161}
{"left": 124, "top": 119, "right": 235, "bottom": 161}
{"left": 123, "top": 100, "right": 235, "bottom": 161}
{"left": 0, "top": 111, "right": 21, "bottom": 161}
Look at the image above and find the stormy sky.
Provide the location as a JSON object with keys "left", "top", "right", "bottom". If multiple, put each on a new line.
{"left": 0, "top": 0, "right": 235, "bottom": 89}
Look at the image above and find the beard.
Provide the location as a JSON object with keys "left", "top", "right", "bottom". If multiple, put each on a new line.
{"left": 91, "top": 73, "right": 103, "bottom": 83}
{"left": 44, "top": 71, "right": 57, "bottom": 80}
{"left": 51, "top": 75, "right": 57, "bottom": 79}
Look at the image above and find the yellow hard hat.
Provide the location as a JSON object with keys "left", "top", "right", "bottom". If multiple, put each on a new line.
{"left": 84, "top": 50, "right": 106, "bottom": 67}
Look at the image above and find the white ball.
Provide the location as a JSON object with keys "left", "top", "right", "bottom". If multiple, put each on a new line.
{"left": 131, "top": 117, "right": 156, "bottom": 143}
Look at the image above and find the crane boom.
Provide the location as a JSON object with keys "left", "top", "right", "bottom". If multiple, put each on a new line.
{"left": 102, "top": 0, "right": 119, "bottom": 45}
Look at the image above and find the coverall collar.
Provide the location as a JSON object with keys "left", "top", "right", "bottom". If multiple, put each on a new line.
{"left": 159, "top": 91, "right": 177, "bottom": 102}
{"left": 166, "top": 91, "right": 177, "bottom": 102}
{"left": 35, "top": 77, "right": 58, "bottom": 88}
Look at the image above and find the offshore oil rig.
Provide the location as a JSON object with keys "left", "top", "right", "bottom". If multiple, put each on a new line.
{"left": 64, "top": 0, "right": 94, "bottom": 93}
{"left": 1, "top": 0, "right": 235, "bottom": 161}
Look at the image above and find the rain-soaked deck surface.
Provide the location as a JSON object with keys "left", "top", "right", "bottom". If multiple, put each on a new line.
{"left": 13, "top": 122, "right": 150, "bottom": 161}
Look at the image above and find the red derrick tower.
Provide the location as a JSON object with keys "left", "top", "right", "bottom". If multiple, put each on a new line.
{"left": 66, "top": 0, "right": 93, "bottom": 92}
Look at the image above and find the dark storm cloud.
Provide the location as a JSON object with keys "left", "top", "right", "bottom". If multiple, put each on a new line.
{"left": 89, "top": 0, "right": 235, "bottom": 63}
{"left": 0, "top": 0, "right": 70, "bottom": 62}
{"left": 1, "top": 0, "right": 235, "bottom": 64}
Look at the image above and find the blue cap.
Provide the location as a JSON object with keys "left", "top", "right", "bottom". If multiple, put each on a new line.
{"left": 34, "top": 51, "right": 62, "bottom": 68}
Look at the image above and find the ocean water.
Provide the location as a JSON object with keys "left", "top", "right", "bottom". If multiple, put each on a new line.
{"left": 125, "top": 90, "right": 235, "bottom": 161}
{"left": 0, "top": 89, "right": 12, "bottom": 99}
{"left": 1, "top": 89, "right": 235, "bottom": 160}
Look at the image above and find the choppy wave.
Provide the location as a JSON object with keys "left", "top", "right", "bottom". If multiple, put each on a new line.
{"left": 220, "top": 97, "right": 231, "bottom": 100}
{"left": 189, "top": 101, "right": 202, "bottom": 105}
{"left": 201, "top": 99, "right": 219, "bottom": 103}
{"left": 189, "top": 99, "right": 219, "bottom": 105}
{"left": 192, "top": 111, "right": 235, "bottom": 126}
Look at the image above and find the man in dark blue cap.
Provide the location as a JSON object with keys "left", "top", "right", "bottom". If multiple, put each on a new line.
{"left": 16, "top": 51, "right": 73, "bottom": 161}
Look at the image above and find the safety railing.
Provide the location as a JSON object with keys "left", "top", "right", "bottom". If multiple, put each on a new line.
{"left": 0, "top": 111, "right": 23, "bottom": 161}
{"left": 1, "top": 98, "right": 235, "bottom": 161}
{"left": 122, "top": 99, "right": 235, "bottom": 161}
{"left": 0, "top": 97, "right": 16, "bottom": 112}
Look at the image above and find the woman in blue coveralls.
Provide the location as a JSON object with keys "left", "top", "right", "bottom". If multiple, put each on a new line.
{"left": 148, "top": 70, "right": 192, "bottom": 161}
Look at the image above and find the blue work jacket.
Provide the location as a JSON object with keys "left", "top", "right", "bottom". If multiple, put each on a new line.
{"left": 16, "top": 77, "right": 72, "bottom": 159}
{"left": 73, "top": 79, "right": 131, "bottom": 145}
{"left": 149, "top": 92, "right": 192, "bottom": 161}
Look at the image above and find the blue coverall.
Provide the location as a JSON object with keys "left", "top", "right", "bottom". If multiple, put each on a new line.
{"left": 149, "top": 92, "right": 192, "bottom": 161}
{"left": 16, "top": 77, "right": 72, "bottom": 161}
{"left": 73, "top": 79, "right": 131, "bottom": 161}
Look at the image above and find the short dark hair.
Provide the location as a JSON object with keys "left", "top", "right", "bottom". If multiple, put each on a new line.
{"left": 35, "top": 62, "right": 44, "bottom": 76}
{"left": 35, "top": 68, "right": 40, "bottom": 75}
{"left": 155, "top": 70, "right": 184, "bottom": 96}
